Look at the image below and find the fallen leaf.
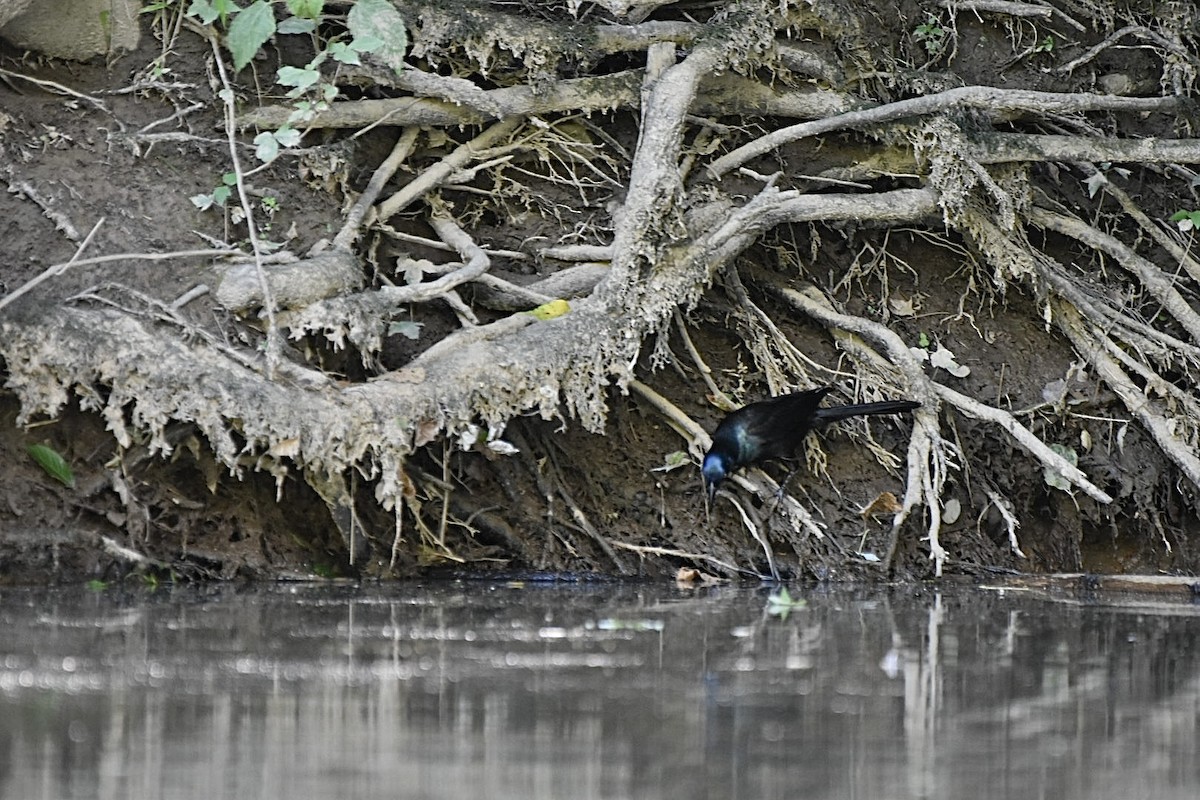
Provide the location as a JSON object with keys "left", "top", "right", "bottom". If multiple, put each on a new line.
{"left": 528, "top": 299, "right": 570, "bottom": 321}
{"left": 889, "top": 295, "right": 916, "bottom": 316}
{"left": 413, "top": 417, "right": 440, "bottom": 447}
{"left": 860, "top": 490, "right": 903, "bottom": 519}
{"left": 929, "top": 344, "right": 970, "bottom": 378}
{"left": 651, "top": 450, "right": 690, "bottom": 472}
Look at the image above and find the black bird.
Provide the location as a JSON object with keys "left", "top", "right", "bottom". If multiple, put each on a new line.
{"left": 702, "top": 387, "right": 920, "bottom": 501}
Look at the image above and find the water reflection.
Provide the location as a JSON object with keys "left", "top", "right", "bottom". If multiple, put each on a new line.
{"left": 1, "top": 582, "right": 1199, "bottom": 799}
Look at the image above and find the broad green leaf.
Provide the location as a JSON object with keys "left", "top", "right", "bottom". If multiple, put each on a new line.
{"left": 348, "top": 0, "right": 408, "bottom": 75}
{"left": 273, "top": 125, "right": 302, "bottom": 148}
{"left": 328, "top": 41, "right": 361, "bottom": 65}
{"left": 285, "top": 0, "right": 322, "bottom": 19}
{"left": 277, "top": 16, "right": 316, "bottom": 34}
{"left": 254, "top": 131, "right": 280, "bottom": 163}
{"left": 26, "top": 444, "right": 75, "bottom": 488}
{"left": 187, "top": 0, "right": 221, "bottom": 26}
{"left": 227, "top": 0, "right": 276, "bottom": 71}
{"left": 277, "top": 64, "right": 320, "bottom": 91}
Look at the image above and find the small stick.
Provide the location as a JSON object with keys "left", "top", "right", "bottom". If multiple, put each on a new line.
{"left": 0, "top": 217, "right": 104, "bottom": 313}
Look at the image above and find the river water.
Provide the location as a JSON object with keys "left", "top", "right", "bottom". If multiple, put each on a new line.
{"left": 1, "top": 580, "right": 1198, "bottom": 799}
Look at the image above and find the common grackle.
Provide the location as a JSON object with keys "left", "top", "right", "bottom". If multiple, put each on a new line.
{"left": 702, "top": 387, "right": 919, "bottom": 501}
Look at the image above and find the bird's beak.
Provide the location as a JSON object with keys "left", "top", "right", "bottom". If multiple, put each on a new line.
{"left": 706, "top": 479, "right": 717, "bottom": 504}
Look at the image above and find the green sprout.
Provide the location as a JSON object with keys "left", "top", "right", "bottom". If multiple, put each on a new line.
{"left": 913, "top": 16, "right": 947, "bottom": 55}
{"left": 1170, "top": 209, "right": 1200, "bottom": 232}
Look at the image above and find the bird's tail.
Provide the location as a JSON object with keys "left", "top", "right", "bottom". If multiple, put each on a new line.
{"left": 814, "top": 400, "right": 920, "bottom": 424}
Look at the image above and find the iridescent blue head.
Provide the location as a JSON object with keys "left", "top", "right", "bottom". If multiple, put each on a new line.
{"left": 702, "top": 452, "right": 729, "bottom": 502}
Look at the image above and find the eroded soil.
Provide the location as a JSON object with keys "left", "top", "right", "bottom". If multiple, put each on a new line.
{"left": 0, "top": 6, "right": 1194, "bottom": 584}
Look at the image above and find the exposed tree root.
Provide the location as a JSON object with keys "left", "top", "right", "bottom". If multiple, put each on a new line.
{"left": 5, "top": 0, "right": 1200, "bottom": 579}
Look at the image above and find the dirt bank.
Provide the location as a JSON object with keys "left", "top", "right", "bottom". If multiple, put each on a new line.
{"left": 2, "top": 0, "right": 1198, "bottom": 584}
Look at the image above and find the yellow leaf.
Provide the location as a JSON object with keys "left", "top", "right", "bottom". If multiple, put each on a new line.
{"left": 528, "top": 299, "right": 570, "bottom": 321}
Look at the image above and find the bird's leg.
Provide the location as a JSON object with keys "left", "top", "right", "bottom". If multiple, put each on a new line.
{"left": 775, "top": 463, "right": 804, "bottom": 500}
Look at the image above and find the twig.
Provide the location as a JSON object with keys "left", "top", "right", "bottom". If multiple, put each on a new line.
{"left": 334, "top": 126, "right": 420, "bottom": 250}
{"left": 538, "top": 430, "right": 630, "bottom": 574}
{"left": 931, "top": 380, "right": 1111, "bottom": 503}
{"left": 673, "top": 311, "right": 734, "bottom": 410}
{"left": 610, "top": 540, "right": 750, "bottom": 576}
{"left": 628, "top": 378, "right": 709, "bottom": 454}
{"left": 967, "top": 133, "right": 1200, "bottom": 165}
{"left": 538, "top": 243, "right": 613, "bottom": 262}
{"left": 983, "top": 488, "right": 1025, "bottom": 558}
{"left": 721, "top": 492, "right": 781, "bottom": 581}
{"left": 374, "top": 117, "right": 522, "bottom": 222}
{"left": 0, "top": 217, "right": 104, "bottom": 314}
{"left": 934, "top": 0, "right": 1084, "bottom": 30}
{"left": 0, "top": 67, "right": 113, "bottom": 115}
{"left": 205, "top": 29, "right": 280, "bottom": 378}
{"left": 425, "top": 208, "right": 492, "bottom": 305}
{"left": 1054, "top": 25, "right": 1197, "bottom": 74}
{"left": 99, "top": 534, "right": 168, "bottom": 568}
{"left": 6, "top": 179, "right": 80, "bottom": 241}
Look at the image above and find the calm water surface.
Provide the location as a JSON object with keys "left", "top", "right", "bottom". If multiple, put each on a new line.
{"left": 1, "top": 581, "right": 1198, "bottom": 800}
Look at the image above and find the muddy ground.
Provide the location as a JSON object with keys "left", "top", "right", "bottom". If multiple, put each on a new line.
{"left": 1, "top": 3, "right": 1196, "bottom": 584}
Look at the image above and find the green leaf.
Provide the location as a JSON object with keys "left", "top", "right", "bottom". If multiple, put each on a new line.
{"left": 285, "top": 0, "right": 322, "bottom": 19}
{"left": 189, "top": 0, "right": 240, "bottom": 27}
{"left": 26, "top": 444, "right": 75, "bottom": 488}
{"left": 273, "top": 125, "right": 302, "bottom": 148}
{"left": 765, "top": 588, "right": 806, "bottom": 619}
{"left": 347, "top": 0, "right": 408, "bottom": 75}
{"left": 328, "top": 41, "right": 361, "bottom": 65}
{"left": 254, "top": 131, "right": 280, "bottom": 163}
{"left": 277, "top": 64, "right": 320, "bottom": 91}
{"left": 187, "top": 0, "right": 221, "bottom": 25}
{"left": 212, "top": 185, "right": 232, "bottom": 206}
{"left": 277, "top": 16, "right": 316, "bottom": 34}
{"left": 226, "top": 0, "right": 275, "bottom": 71}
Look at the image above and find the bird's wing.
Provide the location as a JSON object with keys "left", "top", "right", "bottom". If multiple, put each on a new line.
{"left": 724, "top": 388, "right": 830, "bottom": 461}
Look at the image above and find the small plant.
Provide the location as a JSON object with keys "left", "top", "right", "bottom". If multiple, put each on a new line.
{"left": 1170, "top": 209, "right": 1200, "bottom": 232}
{"left": 191, "top": 171, "right": 237, "bottom": 211}
{"left": 913, "top": 16, "right": 947, "bottom": 56}
{"left": 1033, "top": 35, "right": 1055, "bottom": 54}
